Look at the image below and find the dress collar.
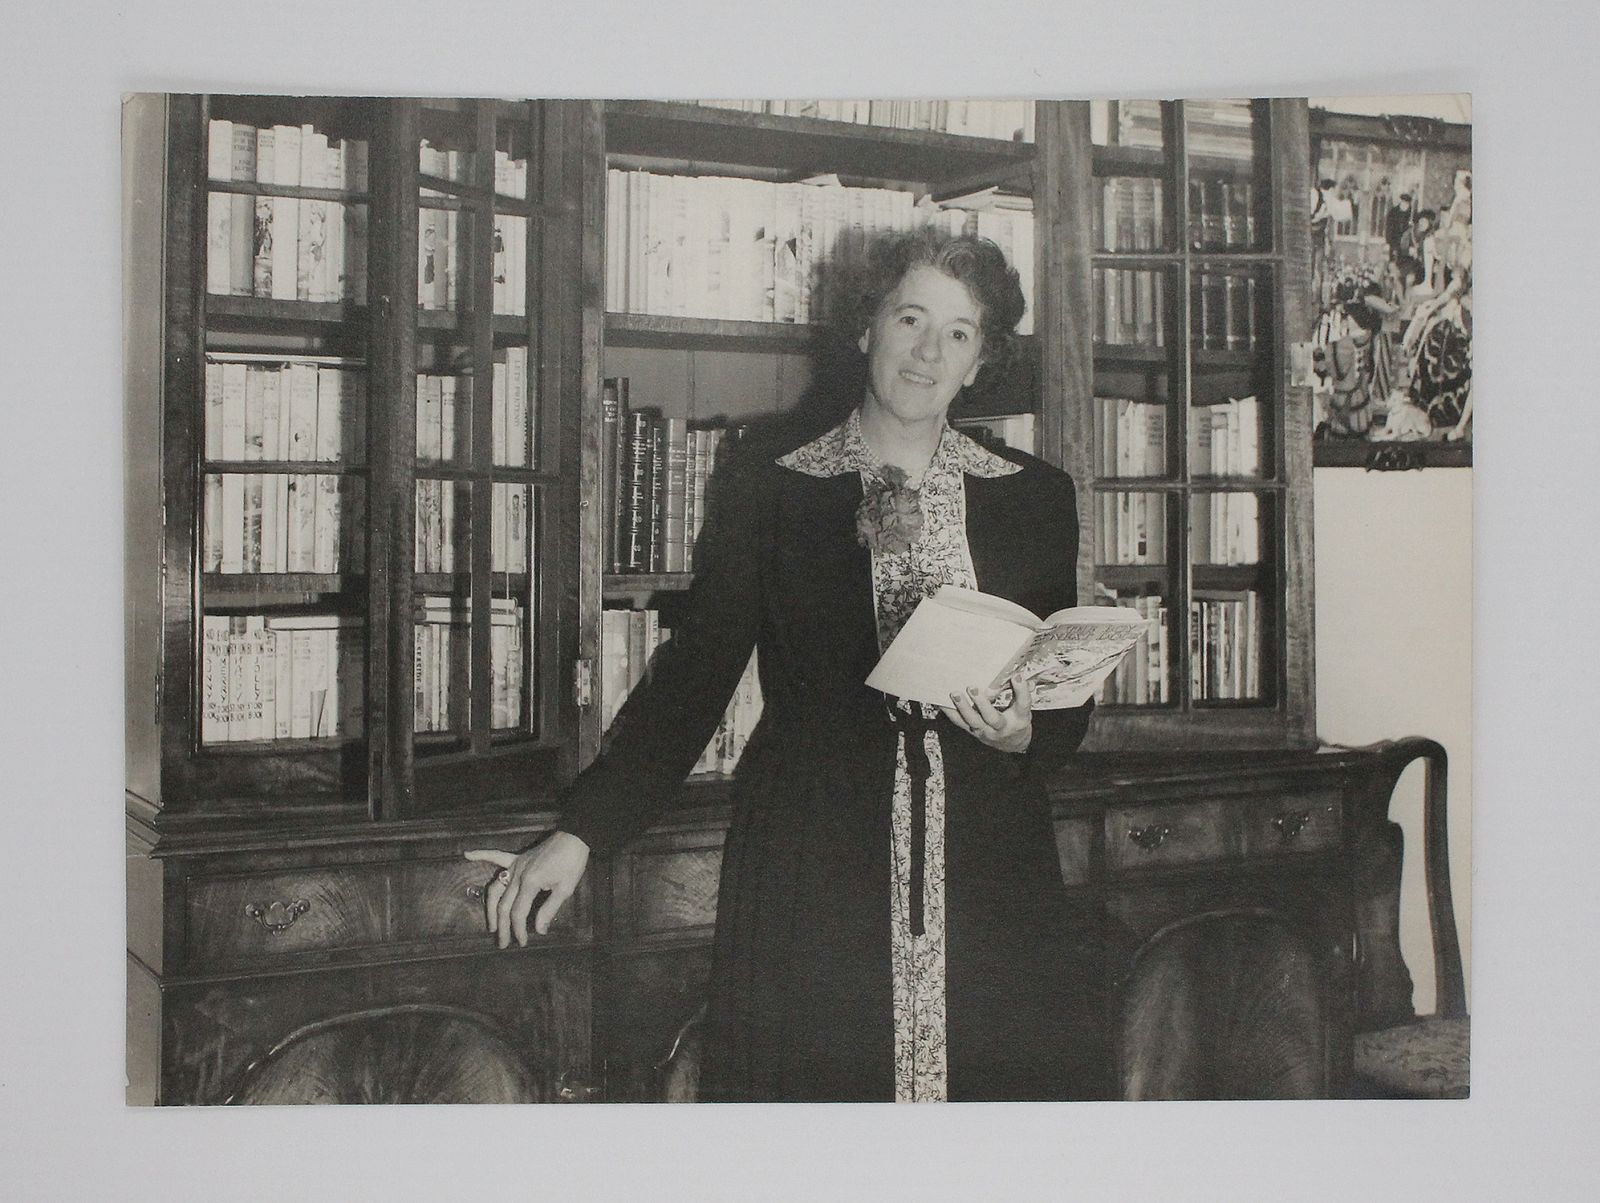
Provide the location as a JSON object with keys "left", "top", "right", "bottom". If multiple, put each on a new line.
{"left": 776, "top": 408, "right": 1021, "bottom": 481}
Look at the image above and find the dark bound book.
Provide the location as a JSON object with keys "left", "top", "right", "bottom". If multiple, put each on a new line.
{"left": 601, "top": 377, "right": 623, "bottom": 572}
{"left": 647, "top": 420, "right": 666, "bottom": 573}
{"left": 623, "top": 406, "right": 657, "bottom": 572}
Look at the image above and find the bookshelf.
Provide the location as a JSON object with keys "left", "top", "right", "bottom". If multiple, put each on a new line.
{"left": 587, "top": 98, "right": 1314, "bottom": 753}
{"left": 128, "top": 95, "right": 588, "bottom": 823}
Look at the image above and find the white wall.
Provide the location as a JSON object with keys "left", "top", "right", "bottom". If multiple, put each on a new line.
{"left": 1314, "top": 466, "right": 1473, "bottom": 1013}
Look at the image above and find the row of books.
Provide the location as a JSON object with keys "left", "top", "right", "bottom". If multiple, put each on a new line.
{"left": 205, "top": 120, "right": 369, "bottom": 302}
{"left": 1189, "top": 396, "right": 1261, "bottom": 477}
{"left": 415, "top": 347, "right": 532, "bottom": 467}
{"left": 694, "top": 99, "right": 1035, "bottom": 142}
{"left": 418, "top": 141, "right": 532, "bottom": 199}
{"left": 1094, "top": 398, "right": 1167, "bottom": 478}
{"left": 1188, "top": 178, "right": 1258, "bottom": 252}
{"left": 412, "top": 596, "right": 527, "bottom": 733}
{"left": 1094, "top": 176, "right": 1166, "bottom": 253}
{"left": 200, "top": 614, "right": 363, "bottom": 743}
{"left": 599, "top": 608, "right": 764, "bottom": 775}
{"left": 203, "top": 474, "right": 362, "bottom": 575}
{"left": 1096, "top": 491, "right": 1167, "bottom": 566}
{"left": 205, "top": 360, "right": 364, "bottom": 464}
{"left": 421, "top": 211, "right": 536, "bottom": 317}
{"left": 604, "top": 170, "right": 1035, "bottom": 330}
{"left": 414, "top": 480, "right": 533, "bottom": 575}
{"left": 1094, "top": 267, "right": 1167, "bottom": 347}
{"left": 417, "top": 208, "right": 532, "bottom": 316}
{"left": 1190, "top": 592, "right": 1263, "bottom": 701}
{"left": 1094, "top": 490, "right": 1262, "bottom": 567}
{"left": 1096, "top": 590, "right": 1169, "bottom": 705}
{"left": 602, "top": 379, "right": 742, "bottom": 574}
{"left": 1193, "top": 271, "right": 1261, "bottom": 352}
{"left": 1093, "top": 397, "right": 1262, "bottom": 480}
{"left": 207, "top": 119, "right": 370, "bottom": 190}
{"left": 1190, "top": 492, "right": 1261, "bottom": 566}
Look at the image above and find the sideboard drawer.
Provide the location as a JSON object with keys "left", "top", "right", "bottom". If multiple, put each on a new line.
{"left": 626, "top": 846, "right": 722, "bottom": 937}
{"left": 396, "top": 859, "right": 592, "bottom": 944}
{"left": 186, "top": 867, "right": 387, "bottom": 964}
{"left": 1240, "top": 790, "right": 1343, "bottom": 858}
{"left": 1106, "top": 799, "right": 1230, "bottom": 875}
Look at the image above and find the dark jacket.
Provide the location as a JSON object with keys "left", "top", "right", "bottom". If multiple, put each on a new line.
{"left": 559, "top": 429, "right": 1103, "bottom": 1101}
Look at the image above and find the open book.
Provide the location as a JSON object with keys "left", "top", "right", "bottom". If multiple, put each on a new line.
{"left": 866, "top": 585, "right": 1149, "bottom": 710}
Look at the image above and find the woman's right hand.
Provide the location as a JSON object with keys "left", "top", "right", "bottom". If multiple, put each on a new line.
{"left": 464, "top": 832, "right": 591, "bottom": 948}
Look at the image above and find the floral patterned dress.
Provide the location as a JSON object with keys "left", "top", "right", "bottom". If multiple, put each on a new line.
{"left": 778, "top": 409, "right": 1021, "bottom": 1102}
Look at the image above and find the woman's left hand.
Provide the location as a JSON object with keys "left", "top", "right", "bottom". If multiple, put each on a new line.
{"left": 939, "top": 672, "right": 1033, "bottom": 754}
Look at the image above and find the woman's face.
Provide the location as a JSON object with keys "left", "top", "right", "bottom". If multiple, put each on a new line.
{"left": 859, "top": 265, "right": 985, "bottom": 427}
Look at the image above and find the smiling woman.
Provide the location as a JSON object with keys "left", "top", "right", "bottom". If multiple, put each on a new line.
{"left": 469, "top": 227, "right": 1103, "bottom": 1102}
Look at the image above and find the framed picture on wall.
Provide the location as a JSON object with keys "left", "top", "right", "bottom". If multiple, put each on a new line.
{"left": 1307, "top": 97, "right": 1472, "bottom": 469}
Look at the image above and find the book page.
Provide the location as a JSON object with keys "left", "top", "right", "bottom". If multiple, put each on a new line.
{"left": 928, "top": 584, "right": 1043, "bottom": 628}
{"left": 1000, "top": 620, "right": 1149, "bottom": 709}
{"left": 865, "top": 599, "right": 1033, "bottom": 706}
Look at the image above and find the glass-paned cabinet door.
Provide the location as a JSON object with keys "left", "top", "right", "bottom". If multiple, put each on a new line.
{"left": 1085, "top": 97, "right": 1287, "bottom": 721}
{"left": 1183, "top": 98, "right": 1270, "bottom": 254}
{"left": 409, "top": 99, "right": 559, "bottom": 808}
{"left": 1182, "top": 101, "right": 1278, "bottom": 710}
{"left": 189, "top": 94, "right": 378, "bottom": 804}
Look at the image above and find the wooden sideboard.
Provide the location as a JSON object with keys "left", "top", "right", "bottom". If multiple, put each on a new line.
{"left": 128, "top": 743, "right": 1421, "bottom": 1103}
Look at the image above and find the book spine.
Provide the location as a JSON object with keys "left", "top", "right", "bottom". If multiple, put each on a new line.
{"left": 243, "top": 366, "right": 265, "bottom": 461}
{"left": 252, "top": 128, "right": 274, "bottom": 296}
{"left": 206, "top": 192, "right": 231, "bottom": 295}
{"left": 491, "top": 619, "right": 509, "bottom": 728}
{"left": 291, "top": 473, "right": 318, "bottom": 572}
{"left": 314, "top": 475, "right": 340, "bottom": 573}
{"left": 260, "top": 472, "right": 279, "bottom": 575}
{"left": 201, "top": 615, "right": 229, "bottom": 743}
{"left": 315, "top": 366, "right": 342, "bottom": 462}
{"left": 417, "top": 372, "right": 441, "bottom": 462}
{"left": 508, "top": 486, "right": 528, "bottom": 576}
{"left": 601, "top": 378, "right": 621, "bottom": 573}
{"left": 204, "top": 362, "right": 224, "bottom": 460}
{"left": 220, "top": 363, "right": 247, "bottom": 460}
{"left": 647, "top": 420, "right": 666, "bottom": 573}
{"left": 287, "top": 362, "right": 317, "bottom": 462}
{"left": 269, "top": 125, "right": 300, "bottom": 302}
{"left": 307, "top": 626, "right": 333, "bottom": 737}
{"left": 202, "top": 474, "right": 223, "bottom": 571}
{"left": 623, "top": 408, "right": 655, "bottom": 572}
{"left": 662, "top": 418, "right": 689, "bottom": 572}
{"left": 683, "top": 428, "right": 702, "bottom": 573}
{"left": 507, "top": 346, "right": 529, "bottom": 467}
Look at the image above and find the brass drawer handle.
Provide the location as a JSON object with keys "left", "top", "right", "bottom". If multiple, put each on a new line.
{"left": 1272, "top": 810, "right": 1313, "bottom": 841}
{"left": 1127, "top": 823, "right": 1173, "bottom": 852}
{"left": 243, "top": 898, "right": 310, "bottom": 934}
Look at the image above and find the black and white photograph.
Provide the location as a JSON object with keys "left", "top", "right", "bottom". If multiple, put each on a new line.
{"left": 8, "top": 0, "right": 1600, "bottom": 1197}
{"left": 122, "top": 90, "right": 1473, "bottom": 1108}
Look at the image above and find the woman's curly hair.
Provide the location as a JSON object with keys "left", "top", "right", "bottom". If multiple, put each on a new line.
{"left": 837, "top": 226, "right": 1027, "bottom": 377}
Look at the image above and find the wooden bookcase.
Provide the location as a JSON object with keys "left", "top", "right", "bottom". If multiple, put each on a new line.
{"left": 586, "top": 98, "right": 1316, "bottom": 759}
{"left": 126, "top": 94, "right": 597, "bottom": 1105}
{"left": 127, "top": 94, "right": 1320, "bottom": 1104}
